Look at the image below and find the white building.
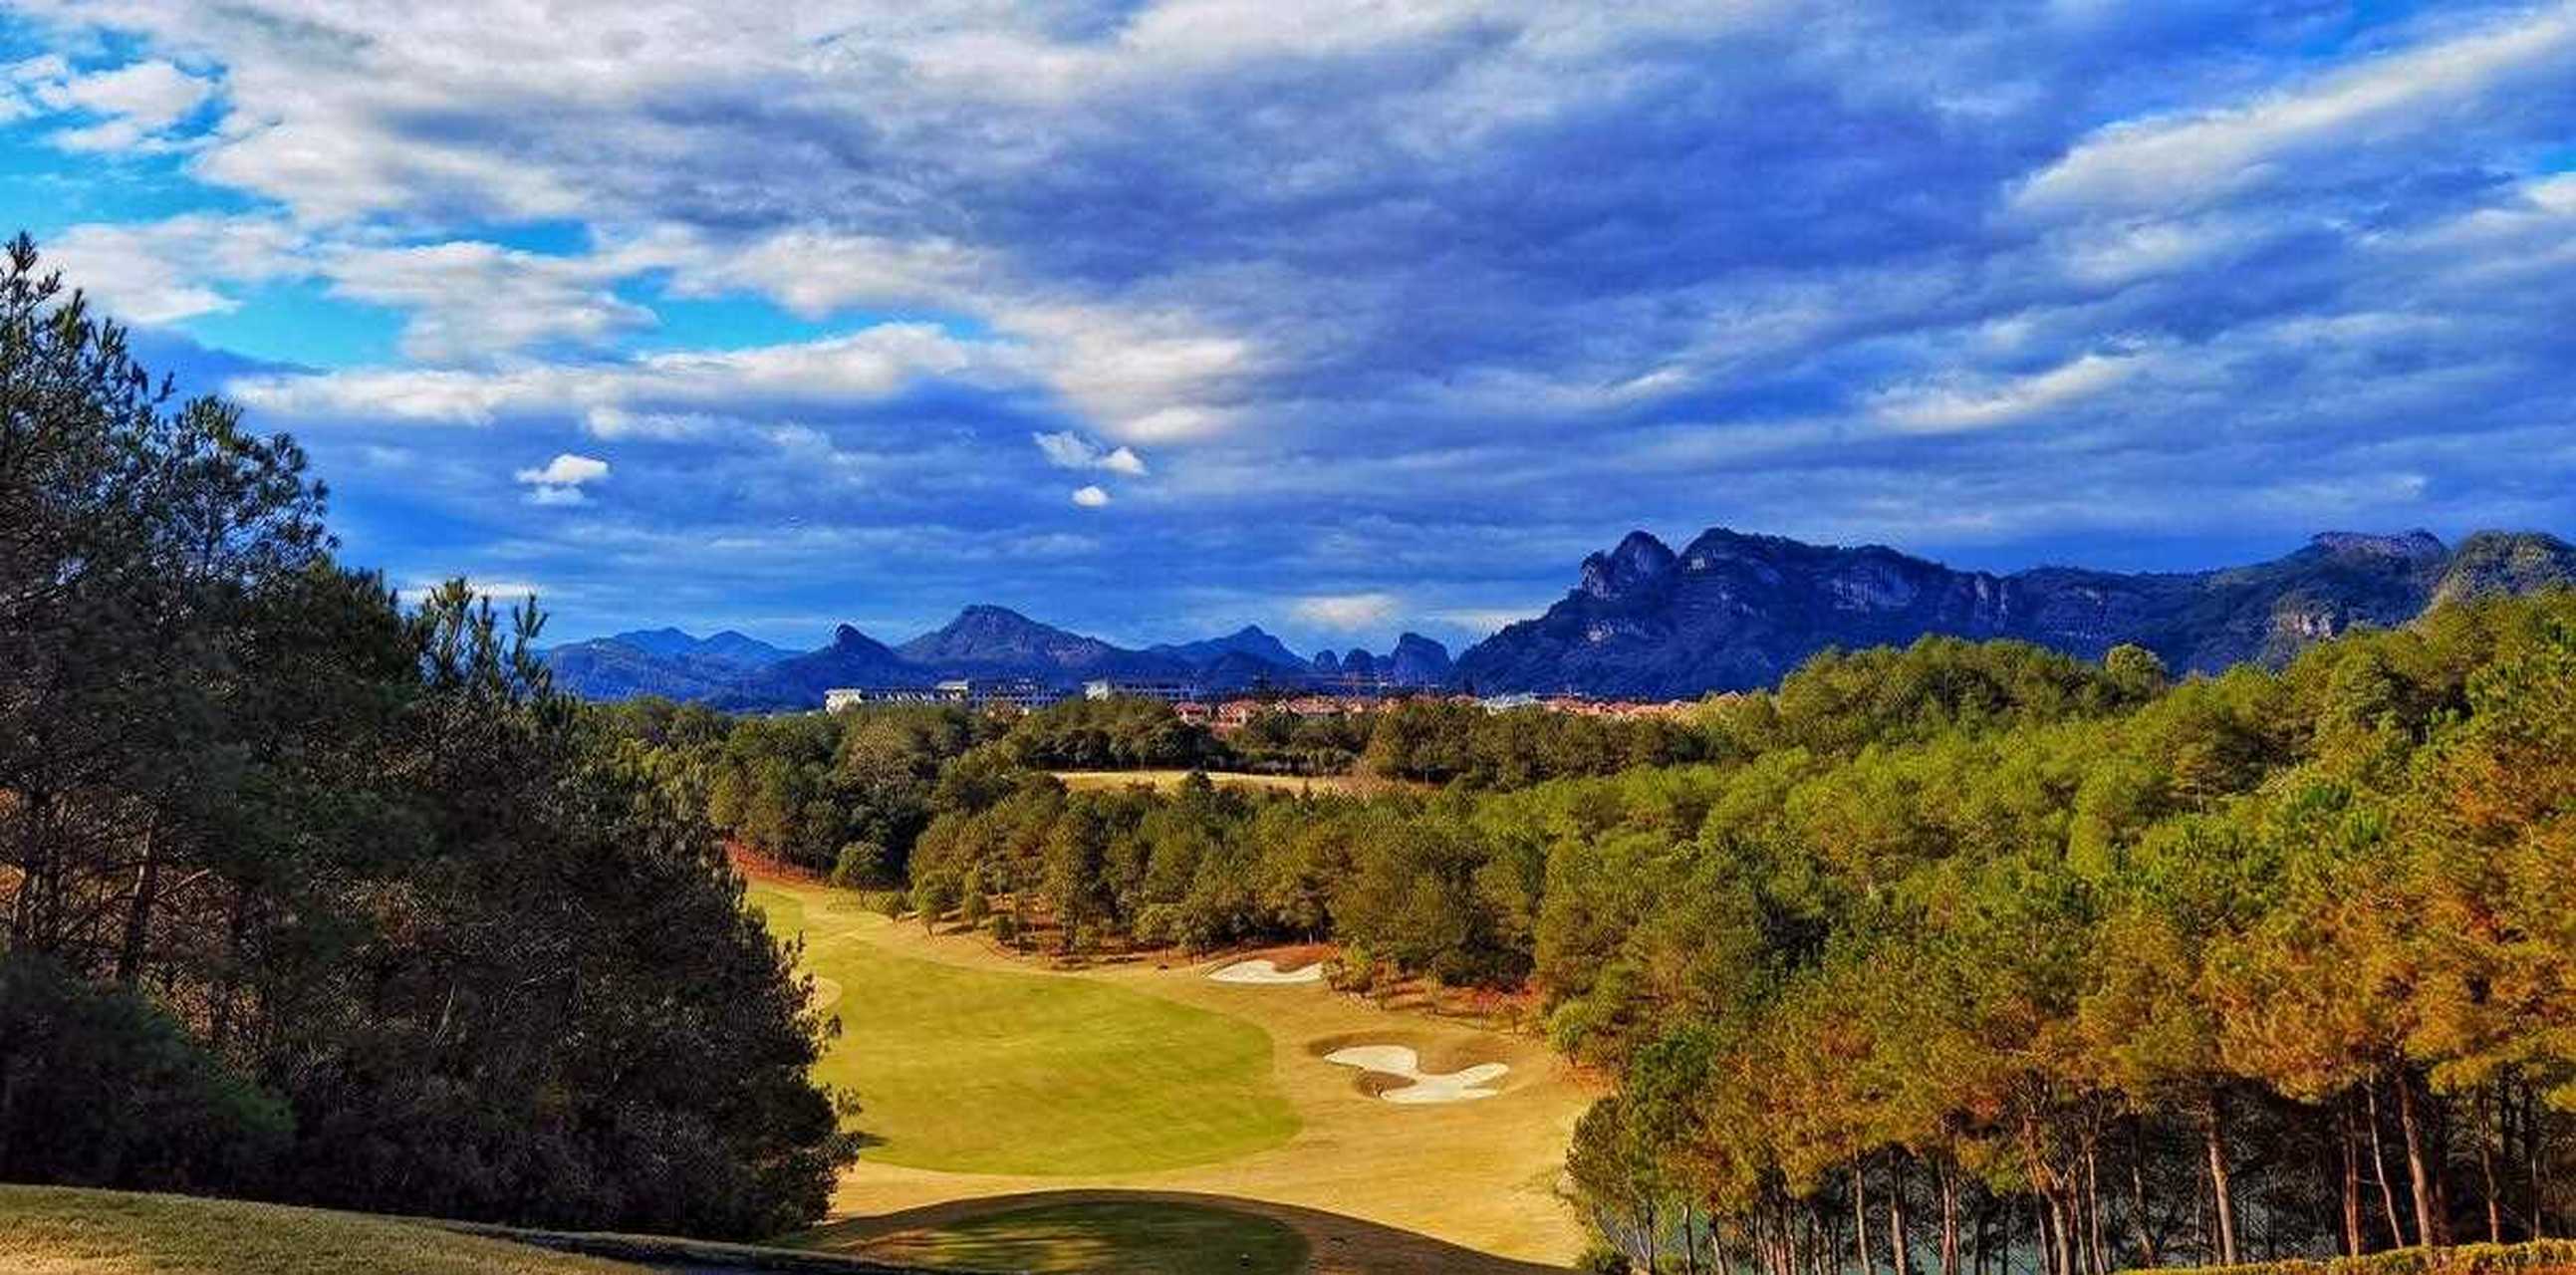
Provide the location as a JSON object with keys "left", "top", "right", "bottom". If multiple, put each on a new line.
{"left": 1082, "top": 677, "right": 1202, "bottom": 702}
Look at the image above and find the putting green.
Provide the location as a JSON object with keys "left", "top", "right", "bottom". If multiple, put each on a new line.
{"left": 831, "top": 1199, "right": 1307, "bottom": 1274}
{"left": 748, "top": 882, "right": 1297, "bottom": 1175}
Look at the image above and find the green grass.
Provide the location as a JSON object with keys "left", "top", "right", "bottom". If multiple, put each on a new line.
{"left": 0, "top": 1185, "right": 644, "bottom": 1275}
{"left": 750, "top": 882, "right": 1298, "bottom": 1175}
{"left": 830, "top": 1200, "right": 1306, "bottom": 1275}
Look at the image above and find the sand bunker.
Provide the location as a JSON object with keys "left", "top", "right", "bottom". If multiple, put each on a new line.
{"left": 1209, "top": 958, "right": 1325, "bottom": 985}
{"left": 1324, "top": 1045, "right": 1509, "bottom": 1104}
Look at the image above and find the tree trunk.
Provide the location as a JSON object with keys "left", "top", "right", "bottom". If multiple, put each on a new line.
{"left": 1972, "top": 1194, "right": 1988, "bottom": 1275}
{"left": 114, "top": 818, "right": 163, "bottom": 985}
{"left": 2131, "top": 1126, "right": 2164, "bottom": 1268}
{"left": 2368, "top": 1081, "right": 2410, "bottom": 1247}
{"left": 1645, "top": 1197, "right": 1661, "bottom": 1274}
{"left": 2396, "top": 1068, "right": 2441, "bottom": 1248}
{"left": 2531, "top": 1084, "right": 2551, "bottom": 1240}
{"left": 1939, "top": 1161, "right": 1961, "bottom": 1275}
{"left": 1857, "top": 1164, "right": 1878, "bottom": 1275}
{"left": 207, "top": 886, "right": 251, "bottom": 1052}
{"left": 1892, "top": 1155, "right": 1914, "bottom": 1275}
{"left": 2049, "top": 1190, "right": 2075, "bottom": 1275}
{"left": 2204, "top": 1094, "right": 2241, "bottom": 1266}
{"left": 2084, "top": 1137, "right": 2109, "bottom": 1275}
{"left": 1684, "top": 1198, "right": 1702, "bottom": 1275}
{"left": 2479, "top": 1087, "right": 2504, "bottom": 1244}
{"left": 2341, "top": 1098, "right": 2366, "bottom": 1256}
{"left": 10, "top": 788, "right": 49, "bottom": 951}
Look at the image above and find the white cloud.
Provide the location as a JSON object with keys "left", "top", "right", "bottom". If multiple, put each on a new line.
{"left": 326, "top": 241, "right": 652, "bottom": 363}
{"left": 516, "top": 452, "right": 609, "bottom": 507}
{"left": 515, "top": 453, "right": 611, "bottom": 487}
{"left": 45, "top": 215, "right": 302, "bottom": 325}
{"left": 1008, "top": 303, "right": 1259, "bottom": 441}
{"left": 1431, "top": 606, "right": 1541, "bottom": 638}
{"left": 526, "top": 484, "right": 591, "bottom": 507}
{"left": 658, "top": 228, "right": 987, "bottom": 318}
{"left": 1293, "top": 592, "right": 1401, "bottom": 630}
{"left": 34, "top": 60, "right": 213, "bottom": 128}
{"left": 13, "top": 58, "right": 216, "bottom": 151}
{"left": 1033, "top": 430, "right": 1148, "bottom": 475}
{"left": 1873, "top": 353, "right": 2143, "bottom": 434}
{"left": 1071, "top": 484, "right": 1112, "bottom": 507}
{"left": 43, "top": 216, "right": 644, "bottom": 361}
{"left": 232, "top": 323, "right": 1006, "bottom": 426}
{"left": 2017, "top": 7, "right": 2576, "bottom": 217}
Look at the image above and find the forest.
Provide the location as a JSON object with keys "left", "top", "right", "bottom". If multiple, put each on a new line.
{"left": 612, "top": 594, "right": 2576, "bottom": 1274}
{"left": 0, "top": 240, "right": 856, "bottom": 1238}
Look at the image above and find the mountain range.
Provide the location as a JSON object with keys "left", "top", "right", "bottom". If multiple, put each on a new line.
{"left": 544, "top": 609, "right": 1451, "bottom": 707}
{"left": 544, "top": 526, "right": 2576, "bottom": 706}
{"left": 1449, "top": 526, "right": 2576, "bottom": 697}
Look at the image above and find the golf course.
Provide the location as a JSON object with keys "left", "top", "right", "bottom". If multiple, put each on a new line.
{"left": 745, "top": 874, "right": 1591, "bottom": 1273}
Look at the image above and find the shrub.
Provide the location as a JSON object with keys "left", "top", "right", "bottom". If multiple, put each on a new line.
{"left": 911, "top": 872, "right": 960, "bottom": 927}
{"left": 2129, "top": 1241, "right": 2576, "bottom": 1275}
{"left": 0, "top": 953, "right": 292, "bottom": 1193}
{"left": 1576, "top": 1240, "right": 1634, "bottom": 1274}
{"left": 830, "top": 841, "right": 892, "bottom": 888}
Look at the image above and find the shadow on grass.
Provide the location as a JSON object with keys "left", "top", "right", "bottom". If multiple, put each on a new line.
{"left": 794, "top": 1189, "right": 1574, "bottom": 1275}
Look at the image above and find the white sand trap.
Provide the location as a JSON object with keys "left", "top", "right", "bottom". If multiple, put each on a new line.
{"left": 1209, "top": 958, "right": 1325, "bottom": 984}
{"left": 809, "top": 976, "right": 844, "bottom": 1014}
{"left": 1325, "top": 1045, "right": 1510, "bottom": 1104}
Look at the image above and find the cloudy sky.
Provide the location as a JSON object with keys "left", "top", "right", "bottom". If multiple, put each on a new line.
{"left": 5, "top": 2, "right": 2573, "bottom": 655}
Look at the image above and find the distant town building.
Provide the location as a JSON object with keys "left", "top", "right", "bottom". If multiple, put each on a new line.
{"left": 825, "top": 679, "right": 1067, "bottom": 711}
{"left": 1082, "top": 677, "right": 1201, "bottom": 702}
{"left": 825, "top": 686, "right": 945, "bottom": 710}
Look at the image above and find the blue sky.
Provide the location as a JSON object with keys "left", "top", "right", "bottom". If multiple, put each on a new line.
{"left": 4, "top": 2, "right": 2573, "bottom": 656}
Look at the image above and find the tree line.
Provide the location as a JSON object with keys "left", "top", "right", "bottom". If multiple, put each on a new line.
{"left": 636, "top": 687, "right": 1706, "bottom": 888}
{"left": 0, "top": 237, "right": 854, "bottom": 1238}
{"left": 613, "top": 595, "right": 2576, "bottom": 1274}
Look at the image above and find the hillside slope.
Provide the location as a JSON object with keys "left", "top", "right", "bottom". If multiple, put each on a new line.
{"left": 0, "top": 1185, "right": 934, "bottom": 1275}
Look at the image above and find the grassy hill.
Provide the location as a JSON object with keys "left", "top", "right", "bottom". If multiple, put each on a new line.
{"left": 0, "top": 1184, "right": 959, "bottom": 1275}
{"left": 0, "top": 1186, "right": 644, "bottom": 1275}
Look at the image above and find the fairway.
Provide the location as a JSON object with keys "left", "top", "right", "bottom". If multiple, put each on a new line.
{"left": 750, "top": 871, "right": 1595, "bottom": 1271}
{"left": 749, "top": 883, "right": 1297, "bottom": 1174}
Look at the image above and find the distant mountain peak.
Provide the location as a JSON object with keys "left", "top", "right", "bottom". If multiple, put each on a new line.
{"left": 2311, "top": 529, "right": 2446, "bottom": 561}
{"left": 1581, "top": 529, "right": 1678, "bottom": 599}
{"left": 1146, "top": 624, "right": 1305, "bottom": 676}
